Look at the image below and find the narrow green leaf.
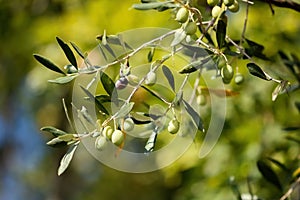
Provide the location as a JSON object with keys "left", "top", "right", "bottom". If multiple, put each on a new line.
{"left": 216, "top": 19, "right": 227, "bottom": 48}
{"left": 113, "top": 102, "right": 135, "bottom": 119}
{"left": 41, "top": 126, "right": 68, "bottom": 137}
{"left": 171, "top": 29, "right": 186, "bottom": 46}
{"left": 100, "top": 71, "right": 115, "bottom": 97}
{"left": 46, "top": 137, "right": 67, "bottom": 147}
{"left": 179, "top": 58, "right": 210, "bottom": 74}
{"left": 70, "top": 42, "right": 85, "bottom": 59}
{"left": 145, "top": 130, "right": 157, "bottom": 152}
{"left": 245, "top": 38, "right": 268, "bottom": 60}
{"left": 131, "top": 117, "right": 152, "bottom": 125}
{"left": 148, "top": 47, "right": 155, "bottom": 63}
{"left": 48, "top": 75, "right": 77, "bottom": 84}
{"left": 257, "top": 160, "right": 282, "bottom": 191}
{"left": 95, "top": 95, "right": 112, "bottom": 103}
{"left": 282, "top": 126, "right": 300, "bottom": 131}
{"left": 132, "top": 2, "right": 169, "bottom": 10}
{"left": 246, "top": 63, "right": 270, "bottom": 81}
{"left": 58, "top": 143, "right": 79, "bottom": 176}
{"left": 267, "top": 157, "right": 290, "bottom": 172}
{"left": 97, "top": 34, "right": 133, "bottom": 50}
{"left": 181, "top": 43, "right": 210, "bottom": 58}
{"left": 285, "top": 135, "right": 300, "bottom": 144}
{"left": 182, "top": 100, "right": 204, "bottom": 132}
{"left": 80, "top": 85, "right": 109, "bottom": 115}
{"left": 162, "top": 65, "right": 175, "bottom": 91}
{"left": 33, "top": 54, "right": 65, "bottom": 75}
{"left": 56, "top": 37, "right": 78, "bottom": 69}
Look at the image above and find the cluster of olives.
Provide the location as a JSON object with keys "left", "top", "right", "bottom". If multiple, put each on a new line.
{"left": 95, "top": 117, "right": 135, "bottom": 151}
{"left": 208, "top": 0, "right": 240, "bottom": 18}
{"left": 175, "top": 7, "right": 198, "bottom": 35}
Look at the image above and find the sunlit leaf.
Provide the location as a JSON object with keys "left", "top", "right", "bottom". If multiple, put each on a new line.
{"left": 113, "top": 102, "right": 135, "bottom": 119}
{"left": 58, "top": 143, "right": 79, "bottom": 176}
{"left": 272, "top": 80, "right": 289, "bottom": 101}
{"left": 162, "top": 65, "right": 175, "bottom": 91}
{"left": 267, "top": 157, "right": 290, "bottom": 172}
{"left": 56, "top": 37, "right": 78, "bottom": 69}
{"left": 46, "top": 137, "right": 67, "bottom": 147}
{"left": 41, "top": 126, "right": 68, "bottom": 137}
{"left": 145, "top": 130, "right": 157, "bottom": 152}
{"left": 246, "top": 63, "right": 271, "bottom": 81}
{"left": 33, "top": 54, "right": 65, "bottom": 75}
{"left": 171, "top": 28, "right": 186, "bottom": 46}
{"left": 257, "top": 160, "right": 282, "bottom": 191}
{"left": 48, "top": 75, "right": 77, "bottom": 84}
{"left": 216, "top": 19, "right": 227, "bottom": 48}
{"left": 182, "top": 100, "right": 204, "bottom": 132}
{"left": 80, "top": 85, "right": 109, "bottom": 115}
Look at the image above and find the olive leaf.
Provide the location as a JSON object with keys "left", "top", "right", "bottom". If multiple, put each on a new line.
{"left": 70, "top": 42, "right": 85, "bottom": 59}
{"left": 95, "top": 95, "right": 112, "bottom": 103}
{"left": 245, "top": 38, "right": 268, "bottom": 60}
{"left": 113, "top": 102, "right": 135, "bottom": 119}
{"left": 48, "top": 75, "right": 78, "bottom": 84}
{"left": 46, "top": 134, "right": 75, "bottom": 147}
{"left": 58, "top": 142, "right": 79, "bottom": 176}
{"left": 132, "top": 1, "right": 173, "bottom": 10}
{"left": 182, "top": 100, "right": 205, "bottom": 132}
{"left": 162, "top": 65, "right": 175, "bottom": 91}
{"left": 216, "top": 18, "right": 227, "bottom": 48}
{"left": 295, "top": 101, "right": 300, "bottom": 113}
{"left": 246, "top": 63, "right": 271, "bottom": 81}
{"left": 41, "top": 126, "right": 68, "bottom": 137}
{"left": 267, "top": 157, "right": 290, "bottom": 172}
{"left": 80, "top": 85, "right": 109, "bottom": 115}
{"left": 97, "top": 34, "right": 133, "bottom": 50}
{"left": 56, "top": 37, "right": 78, "bottom": 69}
{"left": 171, "top": 28, "right": 186, "bottom": 47}
{"left": 100, "top": 71, "right": 115, "bottom": 97}
{"left": 147, "top": 47, "right": 155, "bottom": 63}
{"left": 272, "top": 80, "right": 289, "bottom": 101}
{"left": 257, "top": 159, "right": 282, "bottom": 191}
{"left": 33, "top": 54, "right": 66, "bottom": 75}
{"left": 179, "top": 57, "right": 210, "bottom": 74}
{"left": 145, "top": 130, "right": 157, "bottom": 152}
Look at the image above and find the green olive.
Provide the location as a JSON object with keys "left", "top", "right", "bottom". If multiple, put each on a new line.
{"left": 223, "top": 0, "right": 234, "bottom": 6}
{"left": 197, "top": 94, "right": 207, "bottom": 106}
{"left": 212, "top": 6, "right": 222, "bottom": 18}
{"left": 123, "top": 118, "right": 135, "bottom": 132}
{"left": 228, "top": 0, "right": 239, "bottom": 12}
{"left": 175, "top": 7, "right": 189, "bottom": 23}
{"left": 222, "top": 77, "right": 231, "bottom": 84}
{"left": 102, "top": 126, "right": 113, "bottom": 140}
{"left": 95, "top": 136, "right": 107, "bottom": 151}
{"left": 184, "top": 22, "right": 197, "bottom": 35}
{"left": 221, "top": 64, "right": 234, "bottom": 80}
{"left": 145, "top": 71, "right": 157, "bottom": 86}
{"left": 167, "top": 118, "right": 180, "bottom": 134}
{"left": 111, "top": 130, "right": 124, "bottom": 146}
{"left": 234, "top": 73, "right": 244, "bottom": 85}
{"left": 207, "top": 0, "right": 219, "bottom": 6}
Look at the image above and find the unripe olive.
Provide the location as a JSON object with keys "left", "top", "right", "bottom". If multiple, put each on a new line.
{"left": 168, "top": 118, "right": 180, "bottom": 134}
{"left": 234, "top": 73, "right": 244, "bottom": 85}
{"left": 207, "top": 0, "right": 219, "bottom": 6}
{"left": 175, "top": 7, "right": 189, "bottom": 23}
{"left": 197, "top": 94, "right": 207, "bottom": 106}
{"left": 228, "top": 0, "right": 239, "bottom": 12}
{"left": 145, "top": 71, "right": 157, "bottom": 86}
{"left": 127, "top": 74, "right": 139, "bottom": 86}
{"left": 95, "top": 136, "right": 107, "bottom": 151}
{"left": 184, "top": 22, "right": 197, "bottom": 35}
{"left": 102, "top": 126, "right": 113, "bottom": 140}
{"left": 222, "top": 77, "right": 231, "bottom": 84}
{"left": 123, "top": 117, "right": 134, "bottom": 132}
{"left": 223, "top": 0, "right": 234, "bottom": 6}
{"left": 212, "top": 6, "right": 222, "bottom": 18}
{"left": 111, "top": 130, "right": 124, "bottom": 146}
{"left": 115, "top": 77, "right": 128, "bottom": 90}
{"left": 221, "top": 64, "right": 234, "bottom": 80}
{"left": 64, "top": 64, "right": 77, "bottom": 74}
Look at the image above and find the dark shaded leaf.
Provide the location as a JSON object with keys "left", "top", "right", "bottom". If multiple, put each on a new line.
{"left": 97, "top": 34, "right": 133, "bottom": 50}
{"left": 56, "top": 37, "right": 78, "bottom": 69}
{"left": 100, "top": 71, "right": 115, "bottom": 97}
{"left": 267, "top": 157, "right": 290, "bottom": 172}
{"left": 41, "top": 126, "right": 68, "bottom": 137}
{"left": 244, "top": 38, "right": 268, "bottom": 60}
{"left": 182, "top": 100, "right": 204, "bottom": 132}
{"left": 295, "top": 102, "right": 300, "bottom": 112}
{"left": 145, "top": 130, "right": 157, "bottom": 152}
{"left": 181, "top": 43, "right": 211, "bottom": 59}
{"left": 58, "top": 143, "right": 79, "bottom": 176}
{"left": 283, "top": 126, "right": 300, "bottom": 131}
{"left": 286, "top": 135, "right": 300, "bottom": 144}
{"left": 179, "top": 57, "right": 210, "bottom": 74}
{"left": 48, "top": 75, "right": 77, "bottom": 84}
{"left": 148, "top": 47, "right": 155, "bottom": 63}
{"left": 80, "top": 85, "right": 109, "bottom": 115}
{"left": 70, "top": 42, "right": 85, "bottom": 59}
{"left": 246, "top": 63, "right": 270, "bottom": 81}
{"left": 216, "top": 19, "right": 227, "bottom": 48}
{"left": 33, "top": 54, "right": 65, "bottom": 75}
{"left": 131, "top": 117, "right": 152, "bottom": 125}
{"left": 162, "top": 65, "right": 175, "bottom": 91}
{"left": 141, "top": 85, "right": 173, "bottom": 103}
{"left": 257, "top": 160, "right": 282, "bottom": 191}
{"left": 95, "top": 95, "right": 112, "bottom": 103}
{"left": 132, "top": 2, "right": 173, "bottom": 10}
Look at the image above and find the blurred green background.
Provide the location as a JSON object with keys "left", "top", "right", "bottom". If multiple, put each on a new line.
{"left": 0, "top": 0, "right": 300, "bottom": 199}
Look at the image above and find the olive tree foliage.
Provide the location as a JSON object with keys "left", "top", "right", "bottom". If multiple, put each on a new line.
{"left": 34, "top": 0, "right": 300, "bottom": 199}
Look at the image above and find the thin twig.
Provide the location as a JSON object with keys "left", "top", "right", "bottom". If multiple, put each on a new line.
{"left": 280, "top": 176, "right": 300, "bottom": 200}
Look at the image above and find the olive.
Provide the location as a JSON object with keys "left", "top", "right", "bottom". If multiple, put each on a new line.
{"left": 123, "top": 117, "right": 135, "bottom": 132}
{"left": 228, "top": 0, "right": 239, "bottom": 12}
{"left": 127, "top": 74, "right": 139, "bottom": 86}
{"left": 64, "top": 64, "right": 77, "bottom": 74}
{"left": 234, "top": 73, "right": 244, "bottom": 85}
{"left": 115, "top": 77, "right": 128, "bottom": 90}
{"left": 221, "top": 64, "right": 234, "bottom": 80}
{"left": 167, "top": 118, "right": 180, "bottom": 134}
{"left": 145, "top": 71, "right": 157, "bottom": 86}
{"left": 207, "top": 0, "right": 219, "bottom": 6}
{"left": 223, "top": 0, "right": 234, "bottom": 6}
{"left": 197, "top": 94, "right": 207, "bottom": 106}
{"left": 212, "top": 6, "right": 222, "bottom": 18}
{"left": 184, "top": 22, "right": 198, "bottom": 35}
{"left": 111, "top": 130, "right": 124, "bottom": 146}
{"left": 175, "top": 7, "right": 189, "bottom": 23}
{"left": 95, "top": 136, "right": 107, "bottom": 151}
{"left": 102, "top": 126, "right": 113, "bottom": 140}
{"left": 222, "top": 77, "right": 231, "bottom": 84}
